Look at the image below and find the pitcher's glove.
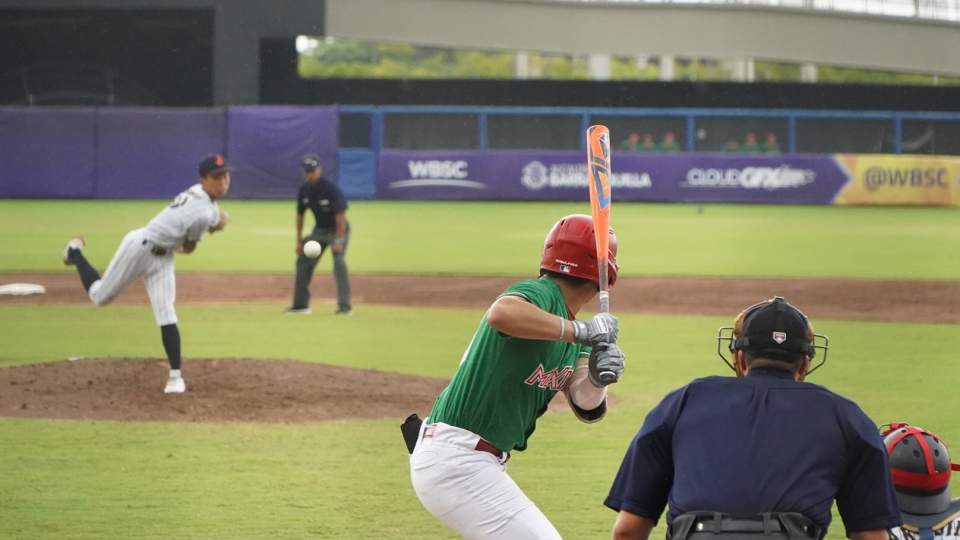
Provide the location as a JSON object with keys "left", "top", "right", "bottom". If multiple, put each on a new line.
{"left": 571, "top": 313, "right": 619, "bottom": 345}
{"left": 589, "top": 343, "right": 626, "bottom": 387}
{"left": 209, "top": 209, "right": 230, "bottom": 234}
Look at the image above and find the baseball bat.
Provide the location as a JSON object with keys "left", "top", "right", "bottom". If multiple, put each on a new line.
{"left": 586, "top": 124, "right": 617, "bottom": 384}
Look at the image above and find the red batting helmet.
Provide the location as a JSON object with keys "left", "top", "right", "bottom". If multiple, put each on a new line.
{"left": 881, "top": 422, "right": 960, "bottom": 515}
{"left": 539, "top": 214, "right": 618, "bottom": 287}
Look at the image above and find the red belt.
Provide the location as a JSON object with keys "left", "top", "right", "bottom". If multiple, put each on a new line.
{"left": 474, "top": 438, "right": 509, "bottom": 461}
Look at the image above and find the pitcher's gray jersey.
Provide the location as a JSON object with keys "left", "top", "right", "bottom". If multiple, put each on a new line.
{"left": 144, "top": 184, "right": 220, "bottom": 249}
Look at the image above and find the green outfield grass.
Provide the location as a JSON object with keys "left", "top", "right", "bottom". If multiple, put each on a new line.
{"left": 1, "top": 199, "right": 958, "bottom": 279}
{"left": 1, "top": 303, "right": 957, "bottom": 539}
{"left": 2, "top": 198, "right": 958, "bottom": 539}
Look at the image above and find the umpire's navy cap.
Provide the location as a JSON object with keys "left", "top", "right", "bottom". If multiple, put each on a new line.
{"left": 301, "top": 154, "right": 322, "bottom": 171}
{"left": 735, "top": 297, "right": 815, "bottom": 359}
{"left": 198, "top": 154, "right": 232, "bottom": 177}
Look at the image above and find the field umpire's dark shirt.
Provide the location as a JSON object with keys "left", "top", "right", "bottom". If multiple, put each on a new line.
{"left": 297, "top": 178, "right": 347, "bottom": 230}
{"left": 605, "top": 367, "right": 901, "bottom": 536}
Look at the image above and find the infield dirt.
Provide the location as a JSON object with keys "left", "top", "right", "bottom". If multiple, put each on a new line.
{"left": 2, "top": 271, "right": 957, "bottom": 323}
{"left": 1, "top": 271, "right": 956, "bottom": 424}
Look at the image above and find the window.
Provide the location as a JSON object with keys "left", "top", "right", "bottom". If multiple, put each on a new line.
{"left": 383, "top": 113, "right": 479, "bottom": 150}
{"left": 487, "top": 115, "right": 580, "bottom": 150}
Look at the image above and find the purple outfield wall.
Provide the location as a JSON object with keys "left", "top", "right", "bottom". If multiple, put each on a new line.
{"left": 95, "top": 108, "right": 225, "bottom": 199}
{"left": 0, "top": 108, "right": 98, "bottom": 198}
{"left": 376, "top": 151, "right": 852, "bottom": 204}
{"left": 0, "top": 106, "right": 337, "bottom": 200}
{"left": 226, "top": 106, "right": 337, "bottom": 199}
{"left": 5, "top": 108, "right": 957, "bottom": 205}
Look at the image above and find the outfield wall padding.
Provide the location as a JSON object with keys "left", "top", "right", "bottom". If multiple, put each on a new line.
{"left": 376, "top": 150, "right": 960, "bottom": 206}
{"left": 3, "top": 106, "right": 958, "bottom": 206}
{"left": 0, "top": 106, "right": 338, "bottom": 200}
{"left": 94, "top": 108, "right": 226, "bottom": 199}
{"left": 225, "top": 106, "right": 338, "bottom": 200}
{"left": 0, "top": 108, "right": 98, "bottom": 198}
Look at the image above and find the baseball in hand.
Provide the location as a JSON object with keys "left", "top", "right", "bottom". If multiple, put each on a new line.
{"left": 303, "top": 240, "right": 322, "bottom": 258}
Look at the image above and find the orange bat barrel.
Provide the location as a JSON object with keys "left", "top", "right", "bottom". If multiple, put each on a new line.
{"left": 586, "top": 124, "right": 612, "bottom": 313}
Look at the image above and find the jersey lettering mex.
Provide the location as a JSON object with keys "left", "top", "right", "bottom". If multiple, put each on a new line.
{"left": 428, "top": 277, "right": 590, "bottom": 453}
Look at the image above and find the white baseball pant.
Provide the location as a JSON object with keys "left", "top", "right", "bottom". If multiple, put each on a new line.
{"left": 409, "top": 420, "right": 562, "bottom": 539}
{"left": 88, "top": 228, "right": 177, "bottom": 326}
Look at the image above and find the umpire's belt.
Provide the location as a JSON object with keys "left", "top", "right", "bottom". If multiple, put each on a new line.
{"left": 141, "top": 239, "right": 168, "bottom": 256}
{"left": 669, "top": 512, "right": 822, "bottom": 540}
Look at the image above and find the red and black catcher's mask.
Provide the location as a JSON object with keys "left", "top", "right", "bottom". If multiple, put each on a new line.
{"left": 881, "top": 422, "right": 960, "bottom": 516}
{"left": 539, "top": 214, "right": 618, "bottom": 288}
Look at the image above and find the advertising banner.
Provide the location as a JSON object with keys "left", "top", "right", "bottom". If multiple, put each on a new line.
{"left": 629, "top": 154, "right": 849, "bottom": 204}
{"left": 377, "top": 151, "right": 851, "bottom": 204}
{"left": 833, "top": 154, "right": 959, "bottom": 206}
{"left": 377, "top": 151, "right": 491, "bottom": 200}
{"left": 496, "top": 152, "right": 664, "bottom": 202}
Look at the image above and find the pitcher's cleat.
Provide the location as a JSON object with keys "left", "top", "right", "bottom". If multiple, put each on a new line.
{"left": 62, "top": 237, "right": 85, "bottom": 265}
{"left": 163, "top": 374, "right": 186, "bottom": 394}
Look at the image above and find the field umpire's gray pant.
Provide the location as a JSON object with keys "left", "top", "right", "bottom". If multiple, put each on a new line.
{"left": 293, "top": 224, "right": 351, "bottom": 311}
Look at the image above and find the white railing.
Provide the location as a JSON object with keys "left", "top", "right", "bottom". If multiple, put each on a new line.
{"left": 576, "top": 0, "right": 960, "bottom": 21}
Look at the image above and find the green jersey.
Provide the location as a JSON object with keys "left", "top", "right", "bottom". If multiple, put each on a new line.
{"left": 428, "top": 277, "right": 590, "bottom": 453}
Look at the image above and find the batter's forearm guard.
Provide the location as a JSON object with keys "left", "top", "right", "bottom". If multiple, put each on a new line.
{"left": 570, "top": 398, "right": 607, "bottom": 424}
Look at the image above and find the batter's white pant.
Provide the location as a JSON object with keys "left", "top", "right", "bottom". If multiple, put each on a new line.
{"left": 88, "top": 228, "right": 177, "bottom": 326}
{"left": 409, "top": 420, "right": 562, "bottom": 539}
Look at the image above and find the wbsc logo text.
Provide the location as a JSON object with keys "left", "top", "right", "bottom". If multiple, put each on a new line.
{"left": 389, "top": 160, "right": 485, "bottom": 190}
{"left": 862, "top": 168, "right": 949, "bottom": 191}
{"left": 408, "top": 160, "right": 468, "bottom": 179}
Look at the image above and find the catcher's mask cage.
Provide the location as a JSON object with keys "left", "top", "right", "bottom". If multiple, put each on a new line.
{"left": 716, "top": 296, "right": 829, "bottom": 376}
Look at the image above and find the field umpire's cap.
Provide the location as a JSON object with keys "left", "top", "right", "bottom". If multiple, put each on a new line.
{"left": 198, "top": 154, "right": 232, "bottom": 177}
{"left": 301, "top": 154, "right": 322, "bottom": 171}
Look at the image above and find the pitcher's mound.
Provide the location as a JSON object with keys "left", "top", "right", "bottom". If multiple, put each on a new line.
{"left": 0, "top": 358, "right": 451, "bottom": 423}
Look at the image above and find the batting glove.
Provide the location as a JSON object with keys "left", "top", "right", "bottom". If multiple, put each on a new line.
{"left": 589, "top": 343, "right": 626, "bottom": 387}
{"left": 571, "top": 313, "right": 619, "bottom": 345}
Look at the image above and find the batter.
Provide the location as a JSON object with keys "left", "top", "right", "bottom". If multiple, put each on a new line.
{"left": 409, "top": 214, "right": 627, "bottom": 539}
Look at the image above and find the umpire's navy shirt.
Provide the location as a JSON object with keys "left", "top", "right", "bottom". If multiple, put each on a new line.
{"left": 605, "top": 367, "right": 901, "bottom": 535}
{"left": 297, "top": 178, "right": 347, "bottom": 230}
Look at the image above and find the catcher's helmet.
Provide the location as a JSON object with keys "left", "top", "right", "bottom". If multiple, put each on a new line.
{"left": 539, "top": 214, "right": 618, "bottom": 288}
{"left": 881, "top": 423, "right": 960, "bottom": 515}
{"left": 716, "top": 296, "right": 829, "bottom": 375}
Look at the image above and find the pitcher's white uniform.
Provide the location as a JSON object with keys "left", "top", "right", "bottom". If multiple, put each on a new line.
{"left": 88, "top": 184, "right": 220, "bottom": 325}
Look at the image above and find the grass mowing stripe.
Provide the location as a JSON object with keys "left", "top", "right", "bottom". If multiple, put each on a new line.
{"left": 2, "top": 200, "right": 957, "bottom": 278}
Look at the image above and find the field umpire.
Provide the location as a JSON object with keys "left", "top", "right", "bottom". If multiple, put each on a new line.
{"left": 287, "top": 154, "right": 351, "bottom": 315}
{"left": 605, "top": 296, "right": 902, "bottom": 540}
